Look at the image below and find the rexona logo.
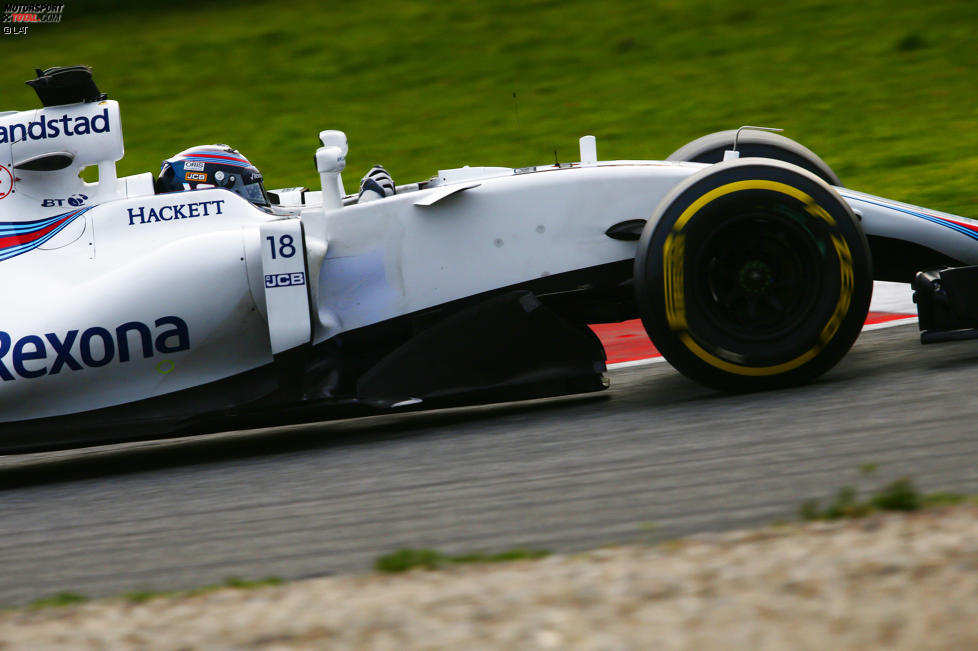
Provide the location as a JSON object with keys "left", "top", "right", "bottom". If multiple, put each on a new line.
{"left": 0, "top": 316, "right": 190, "bottom": 381}
{"left": 0, "top": 108, "right": 110, "bottom": 144}
{"left": 127, "top": 199, "right": 225, "bottom": 225}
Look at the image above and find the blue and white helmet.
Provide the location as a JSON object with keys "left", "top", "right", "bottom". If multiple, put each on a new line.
{"left": 156, "top": 144, "right": 270, "bottom": 208}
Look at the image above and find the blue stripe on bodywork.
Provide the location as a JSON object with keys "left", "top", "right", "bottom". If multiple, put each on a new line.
{"left": 0, "top": 210, "right": 82, "bottom": 236}
{"left": 0, "top": 208, "right": 91, "bottom": 262}
{"left": 842, "top": 193, "right": 978, "bottom": 242}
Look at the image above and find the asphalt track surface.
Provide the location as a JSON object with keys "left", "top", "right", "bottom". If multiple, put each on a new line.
{"left": 4, "top": 318, "right": 978, "bottom": 607}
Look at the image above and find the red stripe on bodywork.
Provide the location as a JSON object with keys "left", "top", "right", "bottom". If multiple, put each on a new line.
{"left": 0, "top": 214, "right": 73, "bottom": 249}
{"left": 929, "top": 214, "right": 978, "bottom": 234}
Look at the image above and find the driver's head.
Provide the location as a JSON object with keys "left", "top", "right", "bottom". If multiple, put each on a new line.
{"left": 155, "top": 145, "right": 270, "bottom": 209}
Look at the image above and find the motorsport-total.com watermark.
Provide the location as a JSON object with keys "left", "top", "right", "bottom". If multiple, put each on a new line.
{"left": 3, "top": 3, "right": 63, "bottom": 35}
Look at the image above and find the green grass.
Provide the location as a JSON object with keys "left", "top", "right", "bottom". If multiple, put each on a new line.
{"left": 220, "top": 576, "right": 284, "bottom": 590}
{"left": 24, "top": 550, "right": 545, "bottom": 609}
{"left": 28, "top": 591, "right": 88, "bottom": 608}
{"left": 1, "top": 0, "right": 976, "bottom": 214}
{"left": 123, "top": 576, "right": 283, "bottom": 604}
{"left": 374, "top": 547, "right": 550, "bottom": 573}
{"left": 24, "top": 576, "right": 283, "bottom": 609}
{"left": 799, "top": 477, "right": 976, "bottom": 521}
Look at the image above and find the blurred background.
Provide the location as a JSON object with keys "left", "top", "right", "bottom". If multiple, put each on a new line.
{"left": 1, "top": 0, "right": 976, "bottom": 213}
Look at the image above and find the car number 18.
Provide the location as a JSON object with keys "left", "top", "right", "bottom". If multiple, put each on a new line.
{"left": 265, "top": 234, "right": 296, "bottom": 259}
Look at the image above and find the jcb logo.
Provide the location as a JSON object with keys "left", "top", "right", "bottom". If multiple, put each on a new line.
{"left": 265, "top": 272, "right": 305, "bottom": 288}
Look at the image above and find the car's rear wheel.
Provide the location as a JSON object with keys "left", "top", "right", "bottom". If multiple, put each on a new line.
{"left": 634, "top": 158, "right": 871, "bottom": 391}
{"left": 667, "top": 129, "right": 842, "bottom": 187}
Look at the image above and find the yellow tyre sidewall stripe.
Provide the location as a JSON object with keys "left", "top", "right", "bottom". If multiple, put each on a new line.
{"left": 662, "top": 180, "right": 854, "bottom": 377}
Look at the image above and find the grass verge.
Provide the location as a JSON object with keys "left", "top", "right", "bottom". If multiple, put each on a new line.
{"left": 374, "top": 547, "right": 550, "bottom": 573}
{"left": 19, "top": 481, "right": 978, "bottom": 610}
{"left": 1, "top": 0, "right": 975, "bottom": 214}
{"left": 28, "top": 592, "right": 88, "bottom": 609}
{"left": 27, "top": 576, "right": 284, "bottom": 609}
{"left": 799, "top": 477, "right": 975, "bottom": 521}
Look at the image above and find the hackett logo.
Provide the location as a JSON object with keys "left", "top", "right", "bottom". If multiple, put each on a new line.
{"left": 0, "top": 107, "right": 110, "bottom": 144}
{"left": 127, "top": 199, "right": 225, "bottom": 226}
{"left": 0, "top": 316, "right": 190, "bottom": 381}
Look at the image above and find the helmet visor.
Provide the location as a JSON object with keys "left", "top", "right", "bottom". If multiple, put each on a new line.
{"left": 235, "top": 177, "right": 270, "bottom": 207}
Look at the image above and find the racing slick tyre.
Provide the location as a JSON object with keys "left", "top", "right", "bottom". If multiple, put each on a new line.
{"left": 667, "top": 130, "right": 842, "bottom": 187}
{"left": 634, "top": 158, "right": 872, "bottom": 392}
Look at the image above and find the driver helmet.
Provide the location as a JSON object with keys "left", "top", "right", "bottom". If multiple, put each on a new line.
{"left": 156, "top": 144, "right": 270, "bottom": 209}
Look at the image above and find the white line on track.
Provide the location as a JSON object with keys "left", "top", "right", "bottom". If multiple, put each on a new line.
{"left": 607, "top": 357, "right": 668, "bottom": 370}
{"left": 871, "top": 280, "right": 916, "bottom": 314}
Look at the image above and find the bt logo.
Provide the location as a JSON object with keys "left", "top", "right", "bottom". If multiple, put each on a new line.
{"left": 41, "top": 194, "right": 88, "bottom": 208}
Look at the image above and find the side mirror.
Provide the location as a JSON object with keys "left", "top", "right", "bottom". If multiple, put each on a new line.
{"left": 315, "top": 130, "right": 348, "bottom": 210}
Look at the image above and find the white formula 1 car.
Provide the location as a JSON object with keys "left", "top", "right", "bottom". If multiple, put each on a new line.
{"left": 2, "top": 67, "right": 977, "bottom": 453}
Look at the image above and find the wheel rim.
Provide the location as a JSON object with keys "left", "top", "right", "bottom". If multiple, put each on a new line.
{"left": 691, "top": 207, "right": 824, "bottom": 342}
